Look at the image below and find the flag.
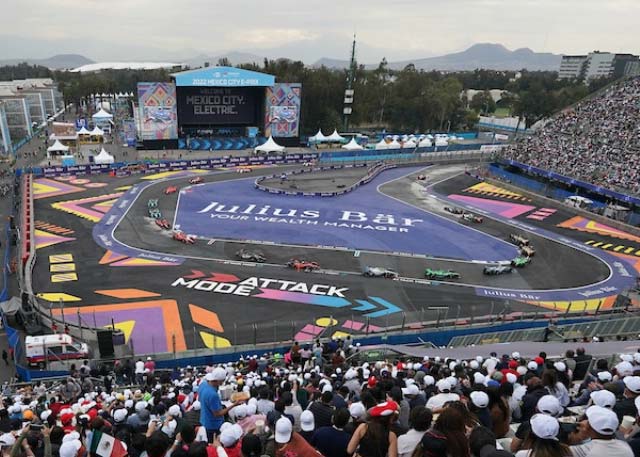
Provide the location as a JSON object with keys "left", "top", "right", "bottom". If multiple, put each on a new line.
{"left": 89, "top": 431, "right": 128, "bottom": 457}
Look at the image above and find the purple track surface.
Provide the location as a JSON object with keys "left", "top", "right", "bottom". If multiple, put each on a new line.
{"left": 174, "top": 167, "right": 519, "bottom": 261}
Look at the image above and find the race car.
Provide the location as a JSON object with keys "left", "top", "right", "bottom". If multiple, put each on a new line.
{"left": 363, "top": 266, "right": 399, "bottom": 279}
{"left": 235, "top": 249, "right": 266, "bottom": 263}
{"left": 425, "top": 268, "right": 461, "bottom": 280}
{"left": 189, "top": 176, "right": 203, "bottom": 184}
{"left": 164, "top": 186, "right": 178, "bottom": 195}
{"left": 417, "top": 175, "right": 427, "bottom": 181}
{"left": 173, "top": 231, "right": 196, "bottom": 244}
{"left": 444, "top": 206, "right": 464, "bottom": 215}
{"left": 520, "top": 245, "right": 536, "bottom": 257}
{"left": 483, "top": 265, "right": 514, "bottom": 275}
{"left": 155, "top": 218, "right": 171, "bottom": 230}
{"left": 509, "top": 233, "right": 530, "bottom": 246}
{"left": 461, "top": 213, "right": 483, "bottom": 223}
{"left": 236, "top": 167, "right": 252, "bottom": 174}
{"left": 147, "top": 199, "right": 158, "bottom": 208}
{"left": 287, "top": 259, "right": 320, "bottom": 272}
{"left": 511, "top": 256, "right": 532, "bottom": 267}
{"left": 148, "top": 208, "right": 162, "bottom": 219}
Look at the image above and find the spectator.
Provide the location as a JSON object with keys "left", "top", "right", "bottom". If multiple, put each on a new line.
{"left": 310, "top": 408, "right": 350, "bottom": 457}
{"left": 581, "top": 406, "right": 633, "bottom": 457}
{"left": 308, "top": 391, "right": 334, "bottom": 429}
{"left": 397, "top": 406, "right": 432, "bottom": 457}
{"left": 274, "top": 417, "right": 321, "bottom": 457}
{"left": 420, "top": 406, "right": 470, "bottom": 457}
{"left": 516, "top": 413, "right": 571, "bottom": 457}
{"left": 348, "top": 401, "right": 399, "bottom": 457}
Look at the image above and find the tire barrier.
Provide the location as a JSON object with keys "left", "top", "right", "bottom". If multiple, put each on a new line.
{"left": 254, "top": 162, "right": 396, "bottom": 197}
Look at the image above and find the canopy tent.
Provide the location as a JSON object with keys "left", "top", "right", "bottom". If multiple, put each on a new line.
{"left": 92, "top": 108, "right": 113, "bottom": 120}
{"left": 0, "top": 297, "right": 22, "bottom": 316}
{"left": 418, "top": 138, "right": 432, "bottom": 147}
{"left": 387, "top": 139, "right": 402, "bottom": 149}
{"left": 309, "top": 129, "right": 327, "bottom": 143}
{"left": 47, "top": 139, "right": 69, "bottom": 153}
{"left": 326, "top": 129, "right": 346, "bottom": 143}
{"left": 342, "top": 138, "right": 364, "bottom": 151}
{"left": 374, "top": 139, "right": 389, "bottom": 150}
{"left": 94, "top": 148, "right": 115, "bottom": 164}
{"left": 77, "top": 127, "right": 91, "bottom": 135}
{"left": 90, "top": 126, "right": 104, "bottom": 136}
{"left": 254, "top": 136, "right": 285, "bottom": 154}
{"left": 402, "top": 140, "right": 417, "bottom": 149}
{"left": 434, "top": 138, "right": 448, "bottom": 147}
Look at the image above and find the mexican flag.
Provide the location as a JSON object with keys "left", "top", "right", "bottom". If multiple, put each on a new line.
{"left": 89, "top": 431, "right": 128, "bottom": 457}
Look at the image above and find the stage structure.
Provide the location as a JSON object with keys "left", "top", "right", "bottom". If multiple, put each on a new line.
{"left": 136, "top": 67, "right": 301, "bottom": 150}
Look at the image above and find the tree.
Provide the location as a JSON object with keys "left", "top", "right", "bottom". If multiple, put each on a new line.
{"left": 469, "top": 90, "right": 497, "bottom": 114}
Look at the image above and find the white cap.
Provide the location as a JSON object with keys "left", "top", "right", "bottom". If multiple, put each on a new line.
{"left": 512, "top": 352, "right": 520, "bottom": 359}
{"left": 300, "top": 410, "right": 315, "bottom": 431}
{"left": 436, "top": 379, "right": 451, "bottom": 392}
{"left": 516, "top": 366, "right": 528, "bottom": 376}
{"left": 113, "top": 408, "right": 127, "bottom": 423}
{"left": 349, "top": 402, "right": 366, "bottom": 420}
{"left": 207, "top": 367, "right": 227, "bottom": 382}
{"left": 470, "top": 391, "right": 489, "bottom": 408}
{"left": 469, "top": 361, "right": 479, "bottom": 370}
{"left": 135, "top": 401, "right": 148, "bottom": 412}
{"left": 423, "top": 375, "right": 435, "bottom": 386}
{"left": 586, "top": 405, "right": 619, "bottom": 435}
{"left": 597, "top": 371, "right": 612, "bottom": 382}
{"left": 513, "top": 385, "right": 527, "bottom": 403}
{"left": 168, "top": 405, "right": 181, "bottom": 417}
{"left": 537, "top": 395, "right": 563, "bottom": 417}
{"left": 322, "top": 383, "right": 333, "bottom": 393}
{"left": 0, "top": 434, "right": 16, "bottom": 447}
{"left": 527, "top": 361, "right": 538, "bottom": 371}
{"left": 473, "top": 372, "right": 486, "bottom": 385}
{"left": 275, "top": 418, "right": 293, "bottom": 443}
{"left": 554, "top": 362, "right": 566, "bottom": 372}
{"left": 531, "top": 414, "right": 559, "bottom": 440}
{"left": 234, "top": 404, "right": 248, "bottom": 419}
{"left": 402, "top": 384, "right": 420, "bottom": 396}
{"left": 621, "top": 354, "right": 634, "bottom": 362}
{"left": 220, "top": 426, "right": 238, "bottom": 447}
{"left": 191, "top": 401, "right": 201, "bottom": 411}
{"left": 59, "top": 440, "right": 81, "bottom": 457}
{"left": 506, "top": 373, "right": 517, "bottom": 384}
{"left": 617, "top": 361, "right": 634, "bottom": 377}
{"left": 624, "top": 376, "right": 640, "bottom": 394}
{"left": 446, "top": 376, "right": 457, "bottom": 387}
{"left": 62, "top": 432, "right": 80, "bottom": 443}
{"left": 590, "top": 390, "right": 616, "bottom": 409}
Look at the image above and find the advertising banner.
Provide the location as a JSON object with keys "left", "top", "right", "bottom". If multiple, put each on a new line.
{"left": 136, "top": 82, "right": 178, "bottom": 140}
{"left": 264, "top": 83, "right": 302, "bottom": 138}
{"left": 176, "top": 86, "right": 259, "bottom": 125}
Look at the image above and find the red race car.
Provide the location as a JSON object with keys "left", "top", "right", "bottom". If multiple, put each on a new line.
{"left": 155, "top": 218, "right": 171, "bottom": 230}
{"left": 164, "top": 186, "right": 178, "bottom": 195}
{"left": 287, "top": 259, "right": 320, "bottom": 272}
{"left": 172, "top": 231, "right": 196, "bottom": 244}
{"left": 189, "top": 176, "right": 203, "bottom": 184}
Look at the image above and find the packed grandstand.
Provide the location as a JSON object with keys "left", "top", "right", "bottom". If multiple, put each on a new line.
{"left": 1, "top": 343, "right": 639, "bottom": 457}
{"left": 504, "top": 76, "right": 640, "bottom": 196}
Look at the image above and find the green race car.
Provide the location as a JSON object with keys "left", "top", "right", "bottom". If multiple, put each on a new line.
{"left": 425, "top": 268, "right": 461, "bottom": 280}
{"left": 511, "top": 256, "right": 531, "bottom": 267}
{"left": 148, "top": 208, "right": 162, "bottom": 219}
{"left": 147, "top": 199, "right": 159, "bottom": 208}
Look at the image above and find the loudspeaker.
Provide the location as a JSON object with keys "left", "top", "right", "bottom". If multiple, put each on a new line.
{"left": 96, "top": 330, "right": 115, "bottom": 358}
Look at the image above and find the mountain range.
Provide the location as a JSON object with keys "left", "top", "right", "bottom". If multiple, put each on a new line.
{"left": 1, "top": 44, "right": 563, "bottom": 72}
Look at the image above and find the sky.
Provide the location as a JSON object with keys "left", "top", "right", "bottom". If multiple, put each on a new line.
{"left": 1, "top": 0, "right": 639, "bottom": 64}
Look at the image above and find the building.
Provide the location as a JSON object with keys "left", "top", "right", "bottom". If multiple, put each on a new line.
{"left": 558, "top": 55, "right": 588, "bottom": 80}
{"left": 559, "top": 52, "right": 640, "bottom": 81}
{"left": 0, "top": 101, "right": 11, "bottom": 155}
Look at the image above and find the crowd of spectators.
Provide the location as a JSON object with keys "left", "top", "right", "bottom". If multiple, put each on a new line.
{"left": 504, "top": 76, "right": 640, "bottom": 196}
{"left": 1, "top": 341, "right": 640, "bottom": 457}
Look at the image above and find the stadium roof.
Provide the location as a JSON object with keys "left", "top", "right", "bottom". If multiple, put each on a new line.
{"left": 171, "top": 66, "right": 275, "bottom": 87}
{"left": 71, "top": 62, "right": 185, "bottom": 73}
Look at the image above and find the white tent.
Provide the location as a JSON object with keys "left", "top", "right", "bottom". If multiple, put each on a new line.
{"left": 402, "top": 140, "right": 417, "bottom": 149}
{"left": 418, "top": 138, "right": 432, "bottom": 147}
{"left": 90, "top": 126, "right": 104, "bottom": 136}
{"left": 435, "top": 138, "right": 448, "bottom": 147}
{"left": 342, "top": 138, "right": 364, "bottom": 151}
{"left": 388, "top": 139, "right": 402, "bottom": 149}
{"left": 254, "top": 136, "right": 285, "bottom": 154}
{"left": 47, "top": 140, "right": 69, "bottom": 153}
{"left": 375, "top": 139, "right": 389, "bottom": 150}
{"left": 309, "top": 129, "right": 327, "bottom": 143}
{"left": 92, "top": 108, "right": 113, "bottom": 120}
{"left": 77, "top": 127, "right": 91, "bottom": 135}
{"left": 94, "top": 147, "right": 115, "bottom": 164}
{"left": 326, "top": 129, "right": 346, "bottom": 143}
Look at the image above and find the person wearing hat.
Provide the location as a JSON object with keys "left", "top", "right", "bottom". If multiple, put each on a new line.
{"left": 511, "top": 394, "right": 564, "bottom": 454}
{"left": 426, "top": 379, "right": 460, "bottom": 412}
{"left": 469, "top": 390, "right": 492, "bottom": 430}
{"left": 200, "top": 368, "right": 243, "bottom": 443}
{"left": 579, "top": 405, "right": 633, "bottom": 457}
{"left": 515, "top": 414, "right": 571, "bottom": 457}
{"left": 347, "top": 401, "right": 399, "bottom": 457}
{"left": 298, "top": 410, "right": 316, "bottom": 444}
{"left": 273, "top": 417, "right": 319, "bottom": 457}
{"left": 614, "top": 376, "right": 640, "bottom": 423}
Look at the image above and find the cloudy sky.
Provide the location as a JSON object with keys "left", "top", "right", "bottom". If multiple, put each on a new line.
{"left": 1, "top": 0, "right": 638, "bottom": 63}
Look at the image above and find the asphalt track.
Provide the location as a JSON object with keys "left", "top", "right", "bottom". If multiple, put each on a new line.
{"left": 30, "top": 164, "right": 640, "bottom": 354}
